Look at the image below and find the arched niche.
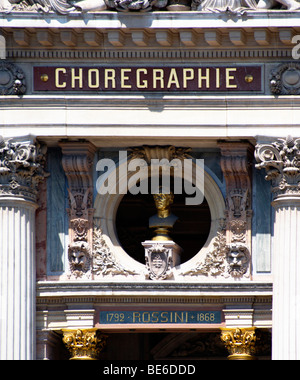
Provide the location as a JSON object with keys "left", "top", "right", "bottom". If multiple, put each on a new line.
{"left": 94, "top": 152, "right": 225, "bottom": 276}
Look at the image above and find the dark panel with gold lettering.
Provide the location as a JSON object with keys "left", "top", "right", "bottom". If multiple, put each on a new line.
{"left": 99, "top": 310, "right": 222, "bottom": 324}
{"left": 33, "top": 66, "right": 262, "bottom": 92}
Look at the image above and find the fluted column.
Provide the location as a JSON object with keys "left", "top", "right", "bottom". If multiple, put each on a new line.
{"left": 255, "top": 136, "right": 300, "bottom": 360}
{"left": 0, "top": 136, "right": 47, "bottom": 360}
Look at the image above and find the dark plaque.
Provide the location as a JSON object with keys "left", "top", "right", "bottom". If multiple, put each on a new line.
{"left": 99, "top": 310, "right": 222, "bottom": 325}
{"left": 33, "top": 65, "right": 262, "bottom": 92}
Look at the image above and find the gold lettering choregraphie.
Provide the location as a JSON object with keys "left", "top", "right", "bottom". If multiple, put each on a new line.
{"left": 51, "top": 66, "right": 244, "bottom": 91}
{"left": 88, "top": 69, "right": 99, "bottom": 89}
{"left": 71, "top": 68, "right": 83, "bottom": 89}
{"left": 55, "top": 68, "right": 67, "bottom": 88}
{"left": 104, "top": 68, "right": 116, "bottom": 89}
{"left": 120, "top": 68, "right": 132, "bottom": 89}
{"left": 136, "top": 68, "right": 148, "bottom": 89}
{"left": 225, "top": 68, "right": 237, "bottom": 88}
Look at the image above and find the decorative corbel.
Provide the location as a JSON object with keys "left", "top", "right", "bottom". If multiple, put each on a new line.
{"left": 218, "top": 142, "right": 254, "bottom": 278}
{"left": 59, "top": 140, "right": 97, "bottom": 279}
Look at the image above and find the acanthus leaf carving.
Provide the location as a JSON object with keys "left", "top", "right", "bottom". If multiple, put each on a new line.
{"left": 255, "top": 135, "right": 300, "bottom": 197}
{"left": 0, "top": 136, "right": 48, "bottom": 202}
{"left": 92, "top": 226, "right": 138, "bottom": 277}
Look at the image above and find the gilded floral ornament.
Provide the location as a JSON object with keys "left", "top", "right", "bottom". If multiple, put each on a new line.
{"left": 62, "top": 329, "right": 107, "bottom": 360}
{"left": 220, "top": 327, "right": 257, "bottom": 360}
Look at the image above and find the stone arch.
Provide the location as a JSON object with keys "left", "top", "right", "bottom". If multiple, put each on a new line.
{"left": 94, "top": 150, "right": 225, "bottom": 276}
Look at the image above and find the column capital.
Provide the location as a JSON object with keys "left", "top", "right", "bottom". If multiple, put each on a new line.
{"left": 220, "top": 327, "right": 257, "bottom": 360}
{"left": 0, "top": 136, "right": 47, "bottom": 203}
{"left": 255, "top": 135, "right": 300, "bottom": 199}
{"left": 62, "top": 329, "right": 107, "bottom": 360}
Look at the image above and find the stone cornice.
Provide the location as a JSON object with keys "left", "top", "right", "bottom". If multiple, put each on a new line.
{"left": 36, "top": 281, "right": 273, "bottom": 298}
{"left": 0, "top": 11, "right": 299, "bottom": 58}
{"left": 1, "top": 10, "right": 300, "bottom": 29}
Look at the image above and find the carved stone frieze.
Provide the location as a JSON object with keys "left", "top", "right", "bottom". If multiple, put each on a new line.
{"left": 59, "top": 141, "right": 97, "bottom": 279}
{"left": 0, "top": 136, "right": 47, "bottom": 202}
{"left": 255, "top": 135, "right": 300, "bottom": 198}
{"left": 1, "top": 0, "right": 299, "bottom": 14}
{"left": 62, "top": 329, "right": 107, "bottom": 360}
{"left": 129, "top": 145, "right": 192, "bottom": 164}
{"left": 93, "top": 226, "right": 138, "bottom": 277}
{"left": 0, "top": 61, "right": 26, "bottom": 95}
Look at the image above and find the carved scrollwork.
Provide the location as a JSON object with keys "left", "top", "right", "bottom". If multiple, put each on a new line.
{"left": 93, "top": 226, "right": 138, "bottom": 277}
{"left": 0, "top": 136, "right": 47, "bottom": 202}
{"left": 255, "top": 135, "right": 300, "bottom": 197}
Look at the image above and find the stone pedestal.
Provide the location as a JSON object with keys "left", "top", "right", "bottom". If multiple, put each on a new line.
{"left": 255, "top": 136, "right": 300, "bottom": 360}
{"left": 143, "top": 240, "right": 181, "bottom": 280}
{"left": 0, "top": 136, "right": 47, "bottom": 360}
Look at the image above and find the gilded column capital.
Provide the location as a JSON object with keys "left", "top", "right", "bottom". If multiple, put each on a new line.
{"left": 0, "top": 136, "right": 47, "bottom": 203}
{"left": 220, "top": 327, "right": 257, "bottom": 360}
{"left": 255, "top": 136, "right": 300, "bottom": 198}
{"left": 62, "top": 329, "right": 107, "bottom": 360}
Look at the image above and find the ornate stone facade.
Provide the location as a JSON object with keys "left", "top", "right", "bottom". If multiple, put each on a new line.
{"left": 59, "top": 141, "right": 96, "bottom": 279}
{"left": 0, "top": 136, "right": 47, "bottom": 202}
{"left": 255, "top": 136, "right": 300, "bottom": 197}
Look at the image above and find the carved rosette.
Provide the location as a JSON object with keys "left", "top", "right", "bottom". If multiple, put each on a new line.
{"left": 0, "top": 136, "right": 47, "bottom": 203}
{"left": 270, "top": 63, "right": 300, "bottom": 95}
{"left": 62, "top": 329, "right": 107, "bottom": 360}
{"left": 0, "top": 61, "right": 26, "bottom": 96}
{"left": 220, "top": 328, "right": 257, "bottom": 360}
{"left": 255, "top": 136, "right": 300, "bottom": 198}
{"left": 59, "top": 141, "right": 97, "bottom": 279}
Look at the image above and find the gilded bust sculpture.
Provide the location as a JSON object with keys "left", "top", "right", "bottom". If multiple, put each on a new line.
{"left": 149, "top": 191, "right": 178, "bottom": 241}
